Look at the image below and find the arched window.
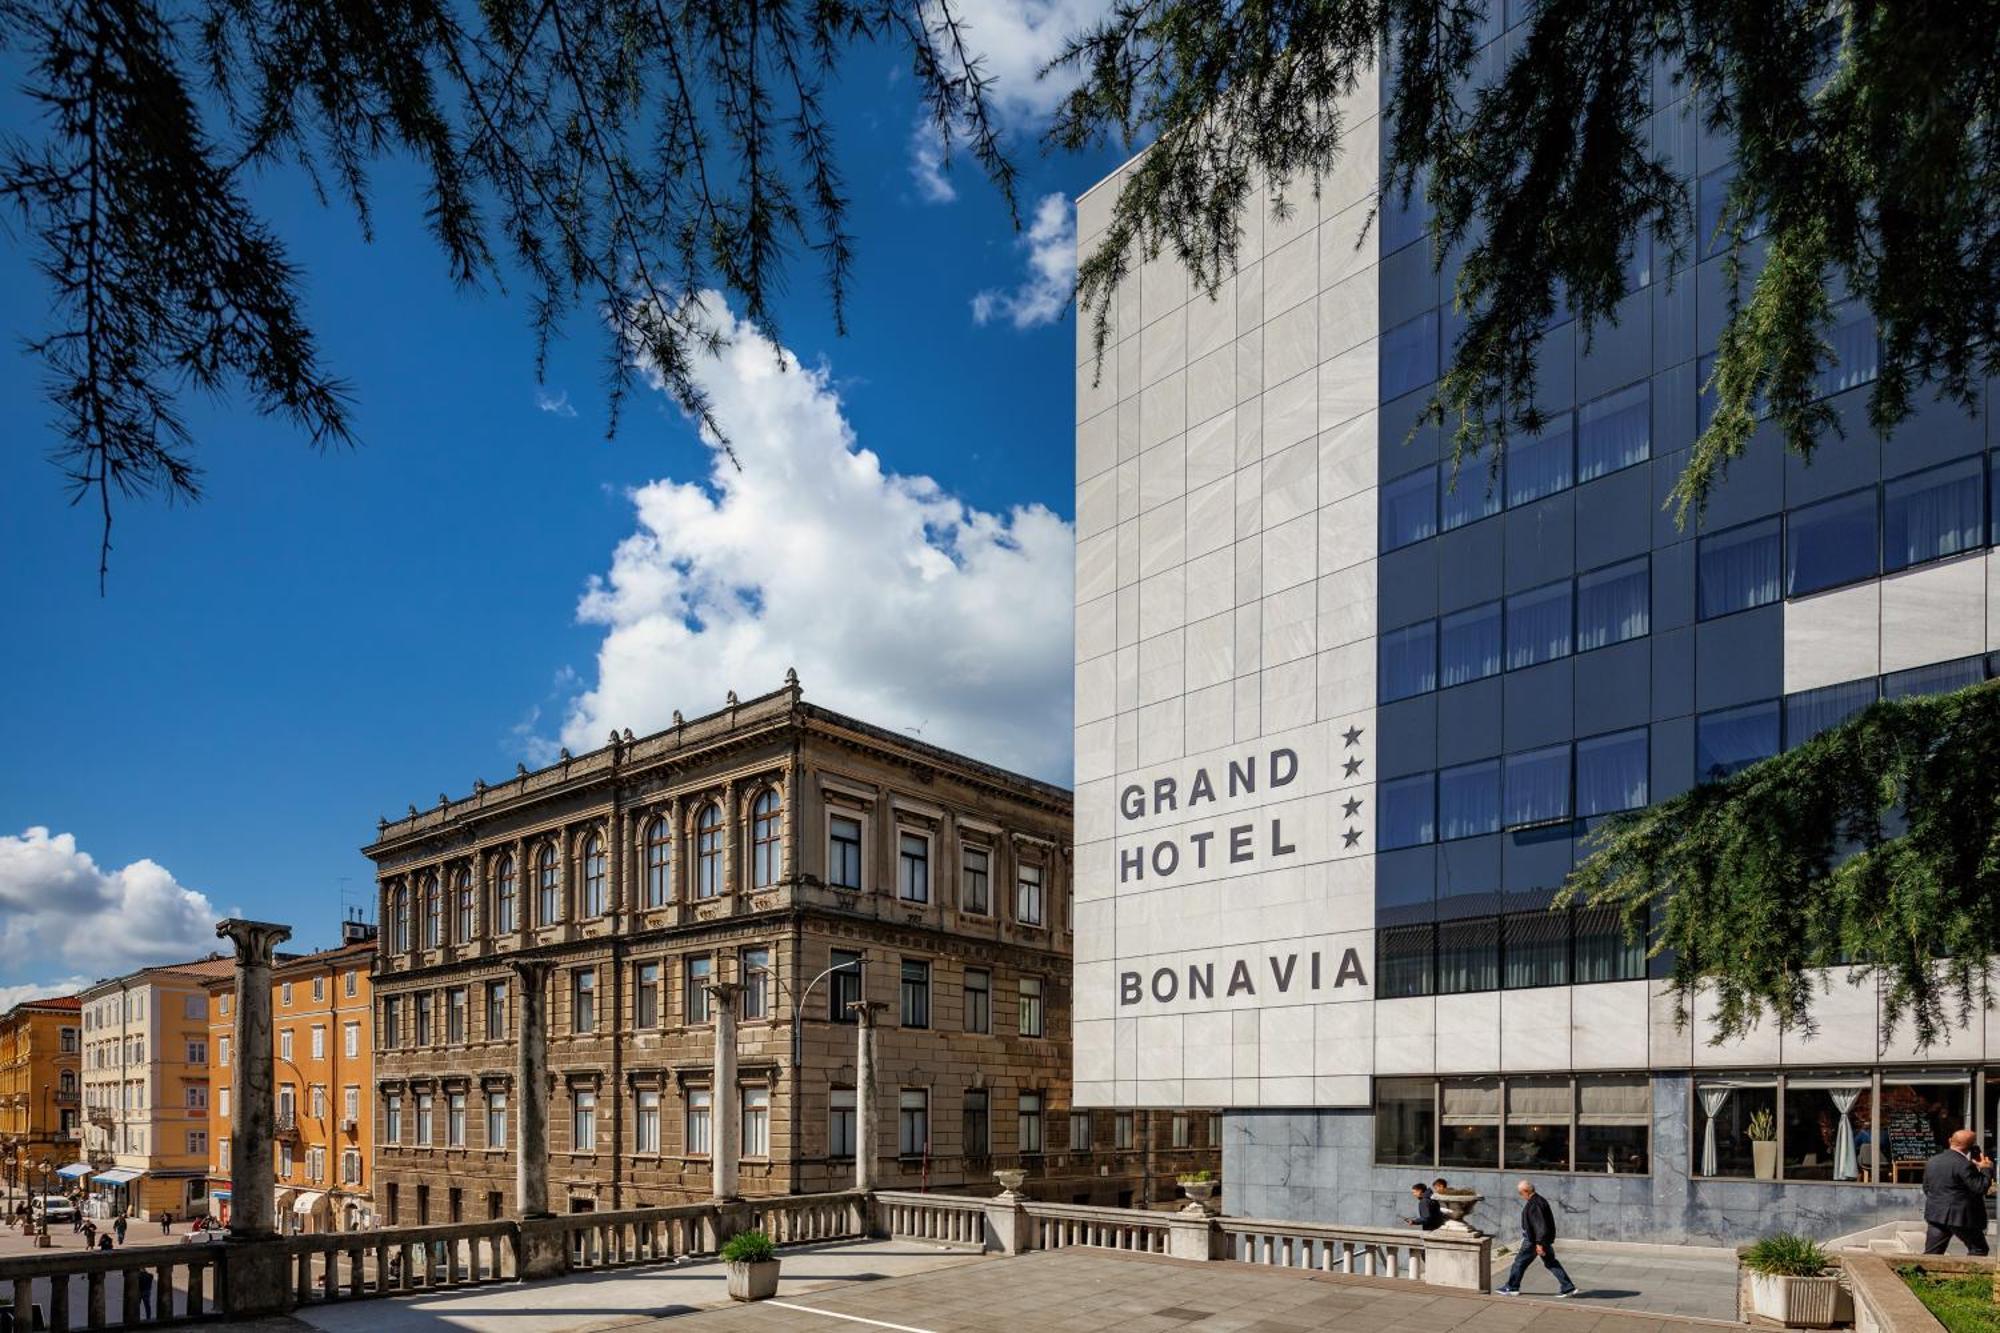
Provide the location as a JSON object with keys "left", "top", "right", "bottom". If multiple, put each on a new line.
{"left": 581, "top": 833, "right": 607, "bottom": 917}
{"left": 455, "top": 868, "right": 475, "bottom": 942}
{"left": 494, "top": 855, "right": 517, "bottom": 934}
{"left": 752, "top": 789, "right": 782, "bottom": 889}
{"left": 391, "top": 886, "right": 410, "bottom": 953}
{"left": 536, "top": 845, "right": 559, "bottom": 925}
{"left": 422, "top": 875, "right": 443, "bottom": 949}
{"left": 644, "top": 817, "right": 671, "bottom": 908}
{"left": 696, "top": 804, "right": 723, "bottom": 899}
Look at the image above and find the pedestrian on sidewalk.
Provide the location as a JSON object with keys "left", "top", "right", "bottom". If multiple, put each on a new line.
{"left": 160, "top": 1210, "right": 173, "bottom": 1235}
{"left": 1495, "top": 1179, "right": 1578, "bottom": 1298}
{"left": 113, "top": 1213, "right": 128, "bottom": 1246}
{"left": 137, "top": 1269, "right": 155, "bottom": 1319}
{"left": 80, "top": 1218, "right": 96, "bottom": 1248}
{"left": 1402, "top": 1182, "right": 1443, "bottom": 1230}
{"left": 1921, "top": 1129, "right": 1994, "bottom": 1255}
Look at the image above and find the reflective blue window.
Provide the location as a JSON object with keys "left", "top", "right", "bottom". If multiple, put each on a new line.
{"left": 1381, "top": 312, "right": 1439, "bottom": 401}
{"left": 1505, "top": 419, "right": 1573, "bottom": 508}
{"left": 1439, "top": 603, "right": 1502, "bottom": 687}
{"left": 1696, "top": 701, "right": 1779, "bottom": 782}
{"left": 1884, "top": 458, "right": 1984, "bottom": 573}
{"left": 1578, "top": 382, "right": 1650, "bottom": 482}
{"left": 1576, "top": 729, "right": 1649, "bottom": 816}
{"left": 1818, "top": 304, "right": 1879, "bottom": 400}
{"left": 1505, "top": 581, "right": 1572, "bottom": 669}
{"left": 1786, "top": 489, "right": 1878, "bottom": 597}
{"left": 1381, "top": 176, "right": 1429, "bottom": 255}
{"left": 1379, "top": 775, "right": 1436, "bottom": 850}
{"left": 1884, "top": 655, "right": 1987, "bottom": 701}
{"left": 1438, "top": 760, "right": 1501, "bottom": 840}
{"left": 1436, "top": 918, "right": 1498, "bottom": 994}
{"left": 1784, "top": 678, "right": 1878, "bottom": 748}
{"left": 1504, "top": 745, "right": 1571, "bottom": 828}
{"left": 1441, "top": 460, "right": 1502, "bottom": 531}
{"left": 1697, "top": 518, "right": 1781, "bottom": 619}
{"left": 1381, "top": 468, "right": 1438, "bottom": 552}
{"left": 1576, "top": 559, "right": 1650, "bottom": 651}
{"left": 1380, "top": 621, "right": 1438, "bottom": 702}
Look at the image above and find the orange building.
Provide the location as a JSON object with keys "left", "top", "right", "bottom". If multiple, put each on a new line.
{"left": 0, "top": 996, "right": 81, "bottom": 1204}
{"left": 205, "top": 928, "right": 376, "bottom": 1232}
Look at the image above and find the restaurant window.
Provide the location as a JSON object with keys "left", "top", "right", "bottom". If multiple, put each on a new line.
{"left": 829, "top": 1088, "right": 857, "bottom": 1159}
{"left": 1377, "top": 1076, "right": 1650, "bottom": 1174}
{"left": 1578, "top": 1075, "right": 1651, "bottom": 1174}
{"left": 961, "top": 847, "right": 991, "bottom": 915}
{"left": 1503, "top": 1077, "right": 1571, "bottom": 1171}
{"left": 1784, "top": 1073, "right": 1873, "bottom": 1182}
{"left": 1439, "top": 1078, "right": 1500, "bottom": 1169}
{"left": 1374, "top": 1078, "right": 1436, "bottom": 1166}
{"left": 1692, "top": 1077, "right": 1778, "bottom": 1179}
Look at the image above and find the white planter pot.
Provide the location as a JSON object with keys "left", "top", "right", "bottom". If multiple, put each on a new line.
{"left": 1751, "top": 1141, "right": 1779, "bottom": 1181}
{"left": 1747, "top": 1273, "right": 1842, "bottom": 1328}
{"left": 727, "top": 1259, "right": 781, "bottom": 1302}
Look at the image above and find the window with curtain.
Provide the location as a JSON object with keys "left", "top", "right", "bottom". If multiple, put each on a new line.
{"left": 1697, "top": 701, "right": 1779, "bottom": 782}
{"left": 1698, "top": 518, "right": 1782, "bottom": 619}
{"left": 455, "top": 869, "right": 474, "bottom": 941}
{"left": 1506, "top": 581, "right": 1572, "bottom": 669}
{"left": 1377, "top": 924, "right": 1435, "bottom": 999}
{"left": 1504, "top": 744, "right": 1571, "bottom": 827}
{"left": 1440, "top": 603, "right": 1502, "bottom": 687}
{"left": 1381, "top": 311, "right": 1439, "bottom": 401}
{"left": 1693, "top": 1079, "right": 1777, "bottom": 1178}
{"left": 1575, "top": 559, "right": 1649, "bottom": 651}
{"left": 1506, "top": 419, "right": 1573, "bottom": 508}
{"left": 1442, "top": 460, "right": 1502, "bottom": 531}
{"left": 1502, "top": 912, "right": 1569, "bottom": 989}
{"left": 1504, "top": 1077, "right": 1573, "bottom": 1169}
{"left": 1817, "top": 304, "right": 1879, "bottom": 400}
{"left": 1785, "top": 678, "right": 1879, "bottom": 748}
{"left": 1439, "top": 1078, "right": 1500, "bottom": 1168}
{"left": 536, "top": 845, "right": 558, "bottom": 925}
{"left": 1787, "top": 489, "right": 1879, "bottom": 596}
{"left": 1573, "top": 905, "right": 1645, "bottom": 983}
{"left": 423, "top": 876, "right": 442, "bottom": 949}
{"left": 1879, "top": 1076, "right": 1970, "bottom": 1172}
{"left": 1380, "top": 621, "right": 1438, "bottom": 701}
{"left": 1436, "top": 918, "right": 1499, "bottom": 994}
{"left": 1578, "top": 382, "right": 1650, "bottom": 481}
{"left": 1381, "top": 467, "right": 1438, "bottom": 552}
{"left": 1578, "top": 1076, "right": 1651, "bottom": 1174}
{"left": 1576, "top": 729, "right": 1648, "bottom": 816}
{"left": 1379, "top": 774, "right": 1436, "bottom": 850}
{"left": 1438, "top": 760, "right": 1501, "bottom": 839}
{"left": 494, "top": 856, "right": 516, "bottom": 934}
{"left": 1375, "top": 1078, "right": 1436, "bottom": 1165}
{"left": 1884, "top": 655, "right": 1987, "bottom": 700}
{"left": 1784, "top": 1074, "right": 1872, "bottom": 1181}
{"left": 1885, "top": 457, "right": 1985, "bottom": 572}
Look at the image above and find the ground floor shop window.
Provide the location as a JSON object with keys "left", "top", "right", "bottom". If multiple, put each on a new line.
{"left": 1375, "top": 1074, "right": 1651, "bottom": 1174}
{"left": 1694, "top": 1070, "right": 1970, "bottom": 1183}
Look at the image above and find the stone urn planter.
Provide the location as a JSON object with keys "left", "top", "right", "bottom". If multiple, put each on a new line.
{"left": 1745, "top": 1273, "right": 1842, "bottom": 1327}
{"left": 993, "top": 1169, "right": 1027, "bottom": 1195}
{"left": 727, "top": 1259, "right": 781, "bottom": 1302}
{"left": 1181, "top": 1180, "right": 1216, "bottom": 1207}
{"left": 1431, "top": 1189, "right": 1484, "bottom": 1235}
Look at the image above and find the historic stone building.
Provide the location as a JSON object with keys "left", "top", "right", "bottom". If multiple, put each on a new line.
{"left": 0, "top": 995, "right": 81, "bottom": 1202}
{"left": 366, "top": 677, "right": 1217, "bottom": 1221}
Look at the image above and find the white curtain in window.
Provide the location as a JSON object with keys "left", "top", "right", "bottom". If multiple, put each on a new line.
{"left": 1576, "top": 563, "right": 1649, "bottom": 651}
{"left": 1578, "top": 384, "right": 1650, "bottom": 480}
{"left": 1698, "top": 522, "right": 1780, "bottom": 617}
{"left": 1504, "top": 747, "right": 1570, "bottom": 827}
{"left": 1506, "top": 585, "right": 1572, "bottom": 669}
{"left": 1577, "top": 731, "right": 1648, "bottom": 817}
{"left": 1697, "top": 1086, "right": 1732, "bottom": 1177}
{"left": 1440, "top": 606, "right": 1502, "bottom": 686}
{"left": 1829, "top": 1088, "right": 1863, "bottom": 1181}
{"left": 1886, "top": 461, "right": 1982, "bottom": 570}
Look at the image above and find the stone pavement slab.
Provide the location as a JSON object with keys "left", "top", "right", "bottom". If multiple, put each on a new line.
{"left": 1488, "top": 1245, "right": 1742, "bottom": 1322}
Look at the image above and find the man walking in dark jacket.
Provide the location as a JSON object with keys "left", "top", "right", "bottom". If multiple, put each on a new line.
{"left": 1922, "top": 1129, "right": 1994, "bottom": 1255}
{"left": 1496, "top": 1180, "right": 1577, "bottom": 1297}
{"left": 1403, "top": 1182, "right": 1443, "bottom": 1231}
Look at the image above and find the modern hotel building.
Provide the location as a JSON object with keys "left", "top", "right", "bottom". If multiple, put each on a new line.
{"left": 1070, "top": 19, "right": 2000, "bottom": 1243}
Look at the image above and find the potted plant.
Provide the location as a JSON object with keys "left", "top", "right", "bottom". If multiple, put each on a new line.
{"left": 1740, "top": 1233, "right": 1842, "bottom": 1328}
{"left": 1746, "top": 1108, "right": 1779, "bottom": 1180}
{"left": 722, "top": 1230, "right": 780, "bottom": 1302}
{"left": 1178, "top": 1170, "right": 1216, "bottom": 1210}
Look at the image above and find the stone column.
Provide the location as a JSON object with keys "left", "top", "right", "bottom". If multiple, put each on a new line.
{"left": 850, "top": 1000, "right": 885, "bottom": 1193}
{"left": 511, "top": 959, "right": 555, "bottom": 1218}
{"left": 708, "top": 982, "right": 741, "bottom": 1201}
{"left": 218, "top": 919, "right": 291, "bottom": 1241}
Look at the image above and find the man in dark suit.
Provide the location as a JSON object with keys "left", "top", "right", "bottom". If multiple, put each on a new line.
{"left": 1922, "top": 1129, "right": 1994, "bottom": 1255}
{"left": 1495, "top": 1180, "right": 1577, "bottom": 1297}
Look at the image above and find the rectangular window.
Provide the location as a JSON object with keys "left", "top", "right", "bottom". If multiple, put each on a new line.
{"left": 1439, "top": 603, "right": 1501, "bottom": 687}
{"left": 1440, "top": 1077, "right": 1500, "bottom": 1168}
{"left": 743, "top": 1087, "right": 771, "bottom": 1157}
{"left": 1819, "top": 303, "right": 1880, "bottom": 399}
{"left": 1381, "top": 311, "right": 1439, "bottom": 401}
{"left": 1375, "top": 1077, "right": 1436, "bottom": 1165}
{"left": 311, "top": 1084, "right": 327, "bottom": 1118}
{"left": 687, "top": 1089, "right": 713, "bottom": 1155}
{"left": 1578, "top": 1075, "right": 1650, "bottom": 1173}
{"left": 964, "top": 969, "right": 991, "bottom": 1035}
{"left": 384, "top": 1094, "right": 402, "bottom": 1146}
{"left": 187, "top": 1039, "right": 207, "bottom": 1064}
{"left": 416, "top": 1093, "right": 434, "bottom": 1147}
{"left": 1377, "top": 924, "right": 1435, "bottom": 999}
{"left": 1019, "top": 1093, "right": 1044, "bottom": 1154}
{"left": 571, "top": 970, "right": 595, "bottom": 1035}
{"left": 1697, "top": 701, "right": 1779, "bottom": 782}
{"left": 1502, "top": 912, "right": 1569, "bottom": 989}
{"left": 1504, "top": 743, "right": 1571, "bottom": 827}
{"left": 485, "top": 982, "right": 509, "bottom": 1040}
{"left": 636, "top": 962, "right": 661, "bottom": 1029}
{"left": 961, "top": 848, "right": 991, "bottom": 915}
{"left": 485, "top": 1090, "right": 508, "bottom": 1149}
{"left": 1504, "top": 1076, "right": 1572, "bottom": 1169}
{"left": 1436, "top": 918, "right": 1498, "bottom": 994}
{"left": 1380, "top": 621, "right": 1438, "bottom": 701}
{"left": 572, "top": 1090, "right": 596, "bottom": 1153}
{"left": 1114, "top": 1112, "right": 1134, "bottom": 1150}
{"left": 1378, "top": 773, "right": 1436, "bottom": 849}
{"left": 1575, "top": 559, "right": 1649, "bottom": 651}
{"left": 1441, "top": 461, "right": 1501, "bottom": 531}
{"left": 1886, "top": 655, "right": 1987, "bottom": 700}
{"left": 313, "top": 976, "right": 325, "bottom": 1002}
{"left": 1692, "top": 1077, "right": 1778, "bottom": 1178}
{"left": 1578, "top": 381, "right": 1650, "bottom": 481}
{"left": 1786, "top": 678, "right": 1879, "bottom": 748}
{"left": 343, "top": 1150, "right": 361, "bottom": 1184}
{"left": 1438, "top": 760, "right": 1500, "bottom": 839}
{"left": 343, "top": 1022, "right": 359, "bottom": 1059}
{"left": 344, "top": 1086, "right": 359, "bottom": 1122}
{"left": 900, "top": 959, "right": 931, "bottom": 1028}
{"left": 282, "top": 982, "right": 293, "bottom": 1006}
{"left": 1506, "top": 418, "right": 1572, "bottom": 508}
{"left": 280, "top": 1030, "right": 294, "bottom": 1061}
{"left": 346, "top": 971, "right": 358, "bottom": 998}
{"left": 686, "top": 956, "right": 713, "bottom": 1024}
{"left": 1380, "top": 467, "right": 1438, "bottom": 552}
{"left": 1019, "top": 976, "right": 1045, "bottom": 1038}
{"left": 898, "top": 1089, "right": 930, "bottom": 1157}
{"left": 963, "top": 1088, "right": 990, "bottom": 1156}
{"left": 829, "top": 815, "right": 863, "bottom": 890}
{"left": 898, "top": 832, "right": 931, "bottom": 902}
{"left": 742, "top": 948, "right": 771, "bottom": 1020}
{"left": 1885, "top": 457, "right": 1984, "bottom": 572}
{"left": 830, "top": 950, "right": 863, "bottom": 1022}
{"left": 829, "top": 1088, "right": 857, "bottom": 1159}
{"left": 1698, "top": 517, "right": 1782, "bottom": 618}
{"left": 1505, "top": 581, "right": 1572, "bottom": 669}
{"left": 1171, "top": 1113, "right": 1191, "bottom": 1149}
{"left": 447, "top": 1092, "right": 467, "bottom": 1147}
{"left": 1574, "top": 905, "right": 1645, "bottom": 983}
{"left": 1016, "top": 863, "right": 1045, "bottom": 926}
{"left": 415, "top": 994, "right": 433, "bottom": 1045}
{"left": 1787, "top": 489, "right": 1879, "bottom": 596}
{"left": 1069, "top": 1110, "right": 1091, "bottom": 1151}
{"left": 446, "top": 990, "right": 466, "bottom": 1044}
{"left": 218, "top": 1088, "right": 231, "bottom": 1118}
{"left": 219, "top": 1139, "right": 232, "bottom": 1170}
{"left": 634, "top": 1089, "right": 660, "bottom": 1154}
{"left": 280, "top": 1142, "right": 294, "bottom": 1177}
{"left": 1576, "top": 728, "right": 1649, "bottom": 817}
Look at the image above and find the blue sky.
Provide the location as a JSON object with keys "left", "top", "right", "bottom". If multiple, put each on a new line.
{"left": 0, "top": 9, "right": 1124, "bottom": 994}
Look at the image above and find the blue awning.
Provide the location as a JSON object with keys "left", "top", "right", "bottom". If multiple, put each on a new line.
{"left": 55, "top": 1163, "right": 91, "bottom": 1180}
{"left": 209, "top": 1189, "right": 231, "bottom": 1200}
{"left": 93, "top": 1168, "right": 143, "bottom": 1186}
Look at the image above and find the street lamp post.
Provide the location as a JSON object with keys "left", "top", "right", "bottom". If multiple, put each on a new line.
{"left": 784, "top": 959, "right": 863, "bottom": 1196}
{"left": 35, "top": 1159, "right": 53, "bottom": 1248}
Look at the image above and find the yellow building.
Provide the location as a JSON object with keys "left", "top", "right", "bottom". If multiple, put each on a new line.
{"left": 0, "top": 996, "right": 81, "bottom": 1205}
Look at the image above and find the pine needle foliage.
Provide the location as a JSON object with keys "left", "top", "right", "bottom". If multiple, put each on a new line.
{"left": 1561, "top": 681, "right": 2000, "bottom": 1051}
{"left": 1051, "top": 0, "right": 2000, "bottom": 526}
{"left": 0, "top": 0, "right": 1018, "bottom": 585}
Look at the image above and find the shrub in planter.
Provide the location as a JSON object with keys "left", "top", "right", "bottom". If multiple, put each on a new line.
{"left": 723, "top": 1230, "right": 781, "bottom": 1302}
{"left": 1741, "top": 1233, "right": 1842, "bottom": 1328}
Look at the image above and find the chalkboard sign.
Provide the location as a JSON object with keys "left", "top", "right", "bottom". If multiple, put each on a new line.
{"left": 1885, "top": 1107, "right": 1939, "bottom": 1163}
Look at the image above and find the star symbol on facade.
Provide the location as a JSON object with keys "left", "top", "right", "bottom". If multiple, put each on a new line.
{"left": 1342, "top": 726, "right": 1364, "bottom": 747}
{"left": 1342, "top": 755, "right": 1363, "bottom": 778}
{"left": 1342, "top": 796, "right": 1363, "bottom": 818}
{"left": 1342, "top": 827, "right": 1362, "bottom": 848}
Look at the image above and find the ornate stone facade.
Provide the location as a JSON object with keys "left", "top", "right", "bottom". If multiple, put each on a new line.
{"left": 365, "top": 678, "right": 1218, "bottom": 1220}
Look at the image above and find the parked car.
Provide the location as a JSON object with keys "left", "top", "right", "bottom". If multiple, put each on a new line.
{"left": 183, "top": 1219, "right": 228, "bottom": 1245}
{"left": 30, "top": 1195, "right": 75, "bottom": 1223}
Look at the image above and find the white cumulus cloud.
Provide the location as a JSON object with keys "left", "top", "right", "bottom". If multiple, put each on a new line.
{"left": 550, "top": 293, "right": 1075, "bottom": 782}
{"left": 908, "top": 119, "right": 959, "bottom": 204}
{"left": 0, "top": 828, "right": 226, "bottom": 992}
{"left": 972, "top": 193, "right": 1076, "bottom": 330}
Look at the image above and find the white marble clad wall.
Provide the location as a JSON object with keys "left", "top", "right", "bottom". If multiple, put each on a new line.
{"left": 1073, "top": 71, "right": 1384, "bottom": 1110}
{"left": 1782, "top": 550, "right": 1998, "bottom": 693}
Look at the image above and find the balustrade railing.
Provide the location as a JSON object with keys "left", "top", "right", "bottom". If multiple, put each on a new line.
{"left": 1021, "top": 1201, "right": 1172, "bottom": 1255}
{"left": 874, "top": 1190, "right": 988, "bottom": 1248}
{"left": 1217, "top": 1218, "right": 1427, "bottom": 1281}
{"left": 278, "top": 1219, "right": 516, "bottom": 1305}
{"left": 1, "top": 1238, "right": 223, "bottom": 1329}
